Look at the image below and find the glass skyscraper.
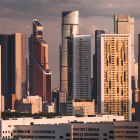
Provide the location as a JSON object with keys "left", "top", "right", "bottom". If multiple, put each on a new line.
{"left": 60, "top": 11, "right": 79, "bottom": 93}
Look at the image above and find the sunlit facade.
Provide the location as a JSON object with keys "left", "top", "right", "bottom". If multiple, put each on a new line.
{"left": 97, "top": 34, "right": 131, "bottom": 121}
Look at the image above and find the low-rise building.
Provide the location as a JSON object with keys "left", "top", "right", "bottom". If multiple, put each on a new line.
{"left": 67, "top": 99, "right": 94, "bottom": 116}
{"left": 18, "top": 95, "right": 42, "bottom": 114}
{"left": 43, "top": 102, "right": 54, "bottom": 113}
{"left": 12, "top": 121, "right": 140, "bottom": 140}
{"left": 0, "top": 115, "right": 124, "bottom": 140}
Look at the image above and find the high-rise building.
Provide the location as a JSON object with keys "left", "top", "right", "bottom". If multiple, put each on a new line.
{"left": 0, "top": 34, "right": 27, "bottom": 103}
{"left": 67, "top": 35, "right": 91, "bottom": 99}
{"left": 93, "top": 30, "right": 105, "bottom": 104}
{"left": 60, "top": 11, "right": 79, "bottom": 93}
{"left": 97, "top": 34, "right": 131, "bottom": 121}
{"left": 114, "top": 15, "right": 134, "bottom": 77}
{"left": 138, "top": 34, "right": 140, "bottom": 89}
{"left": 28, "top": 34, "right": 33, "bottom": 95}
{"left": 32, "top": 19, "right": 52, "bottom": 102}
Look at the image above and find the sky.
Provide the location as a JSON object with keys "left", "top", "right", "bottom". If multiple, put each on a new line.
{"left": 0, "top": 0, "right": 140, "bottom": 89}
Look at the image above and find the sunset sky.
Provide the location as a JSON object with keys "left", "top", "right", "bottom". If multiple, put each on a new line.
{"left": 0, "top": 0, "right": 140, "bottom": 89}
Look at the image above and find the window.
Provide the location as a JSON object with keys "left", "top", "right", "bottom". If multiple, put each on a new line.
{"left": 109, "top": 136, "right": 114, "bottom": 139}
{"left": 106, "top": 60, "right": 108, "bottom": 66}
{"left": 121, "top": 90, "right": 123, "bottom": 95}
{"left": 124, "top": 71, "right": 126, "bottom": 82}
{"left": 117, "top": 58, "right": 119, "bottom": 65}
{"left": 121, "top": 101, "right": 123, "bottom": 109}
{"left": 109, "top": 131, "right": 114, "bottom": 134}
{"left": 60, "top": 136, "right": 63, "bottom": 139}
{"left": 124, "top": 53, "right": 125, "bottom": 61}
{"left": 121, "top": 60, "right": 123, "bottom": 66}
{"left": 103, "top": 133, "right": 107, "bottom": 136}
{"left": 109, "top": 81, "right": 111, "bottom": 89}
{"left": 117, "top": 87, "right": 119, "bottom": 93}
{"left": 8, "top": 125, "right": 11, "bottom": 127}
{"left": 109, "top": 55, "right": 111, "bottom": 63}
{"left": 66, "top": 133, "right": 70, "bottom": 136}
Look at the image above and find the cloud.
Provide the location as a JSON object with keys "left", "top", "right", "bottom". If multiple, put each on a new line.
{"left": 0, "top": 0, "right": 140, "bottom": 20}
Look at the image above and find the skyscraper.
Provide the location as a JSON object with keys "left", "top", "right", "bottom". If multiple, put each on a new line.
{"left": 28, "top": 34, "right": 33, "bottom": 95}
{"left": 114, "top": 15, "right": 134, "bottom": 77}
{"left": 60, "top": 11, "right": 79, "bottom": 93}
{"left": 67, "top": 35, "right": 91, "bottom": 99}
{"left": 97, "top": 34, "right": 131, "bottom": 121}
{"left": 32, "top": 19, "right": 52, "bottom": 102}
{"left": 93, "top": 30, "right": 105, "bottom": 103}
{"left": 138, "top": 34, "right": 140, "bottom": 89}
{"left": 0, "top": 34, "right": 27, "bottom": 109}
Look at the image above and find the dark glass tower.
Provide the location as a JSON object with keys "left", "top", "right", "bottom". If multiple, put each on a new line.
{"left": 93, "top": 30, "right": 105, "bottom": 105}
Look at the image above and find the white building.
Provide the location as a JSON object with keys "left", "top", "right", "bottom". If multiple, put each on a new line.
{"left": 0, "top": 115, "right": 124, "bottom": 139}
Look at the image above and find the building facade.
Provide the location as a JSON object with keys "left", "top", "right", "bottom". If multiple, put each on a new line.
{"left": 93, "top": 30, "right": 105, "bottom": 105}
{"left": 97, "top": 34, "right": 131, "bottom": 121}
{"left": 5, "top": 120, "right": 140, "bottom": 140}
{"left": 138, "top": 34, "right": 140, "bottom": 89}
{"left": 0, "top": 34, "right": 27, "bottom": 109}
{"left": 114, "top": 15, "right": 135, "bottom": 80}
{"left": 18, "top": 95, "right": 42, "bottom": 114}
{"left": 67, "top": 35, "right": 91, "bottom": 99}
{"left": 0, "top": 115, "right": 124, "bottom": 139}
{"left": 28, "top": 34, "right": 33, "bottom": 95}
{"left": 67, "top": 99, "right": 95, "bottom": 116}
{"left": 60, "top": 11, "right": 79, "bottom": 93}
{"left": 32, "top": 19, "right": 52, "bottom": 101}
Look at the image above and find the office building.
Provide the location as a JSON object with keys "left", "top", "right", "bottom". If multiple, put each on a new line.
{"left": 18, "top": 95, "right": 42, "bottom": 114}
{"left": 1, "top": 95, "right": 4, "bottom": 112}
{"left": 3, "top": 119, "right": 140, "bottom": 140}
{"left": 138, "top": 34, "right": 140, "bottom": 89}
{"left": 28, "top": 34, "right": 33, "bottom": 95}
{"left": 93, "top": 30, "right": 105, "bottom": 104}
{"left": 0, "top": 115, "right": 124, "bottom": 139}
{"left": 114, "top": 15, "right": 135, "bottom": 81}
{"left": 67, "top": 35, "right": 91, "bottom": 99}
{"left": 0, "top": 34, "right": 27, "bottom": 108}
{"left": 42, "top": 101, "right": 54, "bottom": 113}
{"left": 32, "top": 19, "right": 52, "bottom": 101}
{"left": 0, "top": 45, "right": 0, "bottom": 117}
{"left": 97, "top": 34, "right": 131, "bottom": 121}
{"left": 60, "top": 11, "right": 79, "bottom": 93}
{"left": 67, "top": 99, "right": 94, "bottom": 116}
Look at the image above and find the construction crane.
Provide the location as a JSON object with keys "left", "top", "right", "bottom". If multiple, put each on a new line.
{"left": 14, "top": 26, "right": 29, "bottom": 33}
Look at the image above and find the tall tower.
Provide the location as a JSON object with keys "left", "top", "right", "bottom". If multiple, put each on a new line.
{"left": 33, "top": 19, "right": 52, "bottom": 102}
{"left": 0, "top": 34, "right": 27, "bottom": 109}
{"left": 67, "top": 35, "right": 91, "bottom": 99}
{"left": 60, "top": 11, "right": 79, "bottom": 93}
{"left": 114, "top": 15, "right": 134, "bottom": 77}
{"left": 28, "top": 34, "right": 33, "bottom": 95}
{"left": 138, "top": 34, "right": 140, "bottom": 89}
{"left": 97, "top": 34, "right": 131, "bottom": 121}
{"left": 93, "top": 30, "right": 105, "bottom": 104}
